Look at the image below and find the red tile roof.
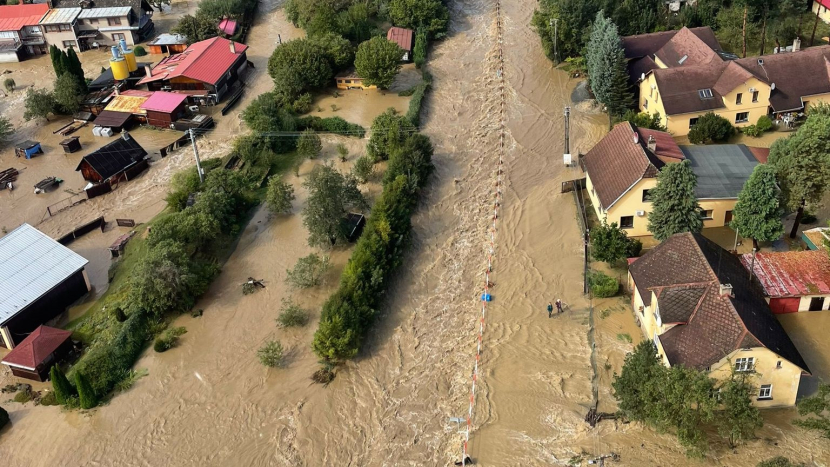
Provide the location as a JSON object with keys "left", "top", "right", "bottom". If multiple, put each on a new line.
{"left": 138, "top": 37, "right": 248, "bottom": 86}
{"left": 387, "top": 27, "right": 414, "bottom": 52}
{"left": 654, "top": 26, "right": 721, "bottom": 68}
{"left": 1, "top": 325, "right": 71, "bottom": 370}
{"left": 741, "top": 250, "right": 830, "bottom": 298}
{"left": 0, "top": 3, "right": 48, "bottom": 32}
{"left": 747, "top": 146, "right": 770, "bottom": 163}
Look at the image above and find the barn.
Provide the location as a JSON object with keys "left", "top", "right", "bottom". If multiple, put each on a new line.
{"left": 140, "top": 91, "right": 188, "bottom": 128}
{"left": 75, "top": 132, "right": 148, "bottom": 184}
{"left": 0, "top": 224, "right": 89, "bottom": 349}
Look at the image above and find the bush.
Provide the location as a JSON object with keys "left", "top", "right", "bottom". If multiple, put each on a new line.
{"left": 153, "top": 326, "right": 187, "bottom": 353}
{"left": 12, "top": 391, "right": 31, "bottom": 404}
{"left": 265, "top": 177, "right": 295, "bottom": 214}
{"left": 406, "top": 72, "right": 432, "bottom": 126}
{"left": 742, "top": 124, "right": 763, "bottom": 137}
{"left": 688, "top": 112, "right": 735, "bottom": 144}
{"left": 3, "top": 78, "right": 14, "bottom": 93}
{"left": 297, "top": 129, "right": 323, "bottom": 159}
{"left": 296, "top": 116, "right": 366, "bottom": 137}
{"left": 626, "top": 238, "right": 643, "bottom": 258}
{"left": 23, "top": 88, "right": 56, "bottom": 121}
{"left": 589, "top": 271, "right": 619, "bottom": 298}
{"left": 286, "top": 253, "right": 330, "bottom": 288}
{"left": 277, "top": 298, "right": 310, "bottom": 327}
{"left": 258, "top": 340, "right": 284, "bottom": 367}
{"left": 337, "top": 143, "right": 349, "bottom": 161}
{"left": 50, "top": 366, "right": 76, "bottom": 405}
{"left": 39, "top": 392, "right": 58, "bottom": 406}
{"left": 756, "top": 115, "right": 773, "bottom": 132}
{"left": 413, "top": 30, "right": 427, "bottom": 68}
{"left": 367, "top": 108, "right": 416, "bottom": 162}
{"left": 0, "top": 116, "right": 13, "bottom": 146}
{"left": 352, "top": 155, "right": 375, "bottom": 183}
{"left": 0, "top": 406, "right": 7, "bottom": 430}
{"left": 75, "top": 372, "right": 97, "bottom": 409}
{"left": 133, "top": 45, "right": 147, "bottom": 57}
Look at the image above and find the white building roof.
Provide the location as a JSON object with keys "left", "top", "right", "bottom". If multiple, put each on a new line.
{"left": 0, "top": 224, "right": 88, "bottom": 325}
{"left": 39, "top": 7, "right": 81, "bottom": 25}
{"left": 78, "top": 7, "right": 132, "bottom": 19}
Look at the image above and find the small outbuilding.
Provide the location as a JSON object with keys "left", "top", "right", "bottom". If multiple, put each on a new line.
{"left": 146, "top": 33, "right": 188, "bottom": 55}
{"left": 92, "top": 109, "right": 134, "bottom": 132}
{"left": 0, "top": 224, "right": 90, "bottom": 349}
{"left": 218, "top": 17, "right": 238, "bottom": 37}
{"left": 75, "top": 132, "right": 148, "bottom": 184}
{"left": 14, "top": 140, "right": 42, "bottom": 159}
{"left": 387, "top": 27, "right": 414, "bottom": 61}
{"left": 741, "top": 250, "right": 830, "bottom": 313}
{"left": 1, "top": 325, "right": 72, "bottom": 381}
{"left": 60, "top": 136, "right": 82, "bottom": 154}
{"left": 335, "top": 69, "right": 377, "bottom": 90}
{"left": 140, "top": 91, "right": 188, "bottom": 128}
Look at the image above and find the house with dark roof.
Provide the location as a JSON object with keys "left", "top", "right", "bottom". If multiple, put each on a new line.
{"left": 582, "top": 122, "right": 759, "bottom": 236}
{"left": 625, "top": 26, "right": 830, "bottom": 135}
{"left": 137, "top": 36, "right": 249, "bottom": 102}
{"left": 628, "top": 232, "right": 810, "bottom": 407}
{"left": 741, "top": 250, "right": 830, "bottom": 313}
{"left": 0, "top": 3, "right": 49, "bottom": 62}
{"left": 75, "top": 131, "right": 147, "bottom": 184}
{"left": 1, "top": 325, "right": 73, "bottom": 381}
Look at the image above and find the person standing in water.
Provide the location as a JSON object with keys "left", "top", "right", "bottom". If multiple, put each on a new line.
{"left": 556, "top": 299, "right": 563, "bottom": 314}
{"left": 547, "top": 302, "right": 554, "bottom": 318}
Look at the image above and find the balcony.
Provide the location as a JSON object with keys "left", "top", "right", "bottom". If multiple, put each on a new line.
{"left": 21, "top": 37, "right": 45, "bottom": 46}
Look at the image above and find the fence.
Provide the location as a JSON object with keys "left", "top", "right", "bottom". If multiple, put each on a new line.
{"left": 46, "top": 193, "right": 87, "bottom": 217}
{"left": 56, "top": 216, "right": 105, "bottom": 245}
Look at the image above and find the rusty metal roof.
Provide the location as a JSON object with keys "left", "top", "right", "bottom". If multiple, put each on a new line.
{"left": 741, "top": 250, "right": 830, "bottom": 298}
{"left": 104, "top": 95, "right": 148, "bottom": 114}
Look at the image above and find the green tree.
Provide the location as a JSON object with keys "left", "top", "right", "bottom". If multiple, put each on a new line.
{"left": 0, "top": 116, "right": 12, "bottom": 146}
{"left": 49, "top": 45, "right": 65, "bottom": 77}
{"left": 172, "top": 14, "right": 218, "bottom": 44}
{"left": 267, "top": 39, "right": 333, "bottom": 95}
{"left": 716, "top": 5, "right": 760, "bottom": 55}
{"left": 413, "top": 30, "right": 428, "bottom": 68}
{"left": 297, "top": 129, "right": 323, "bottom": 159}
{"left": 312, "top": 313, "right": 359, "bottom": 363}
{"left": 23, "top": 88, "right": 56, "bottom": 121}
{"left": 65, "top": 47, "right": 86, "bottom": 92}
{"left": 688, "top": 112, "right": 735, "bottom": 144}
{"left": 265, "top": 177, "right": 295, "bottom": 214}
{"left": 367, "top": 108, "right": 416, "bottom": 162}
{"left": 285, "top": 253, "right": 330, "bottom": 288}
{"left": 257, "top": 340, "right": 284, "bottom": 367}
{"left": 647, "top": 160, "right": 703, "bottom": 241}
{"left": 769, "top": 113, "right": 830, "bottom": 238}
{"left": 49, "top": 366, "right": 76, "bottom": 405}
{"left": 716, "top": 371, "right": 763, "bottom": 447}
{"left": 74, "top": 371, "right": 98, "bottom": 409}
{"left": 612, "top": 341, "right": 666, "bottom": 421}
{"left": 351, "top": 155, "right": 375, "bottom": 183}
{"left": 757, "top": 457, "right": 806, "bottom": 467}
{"left": 388, "top": 0, "right": 450, "bottom": 39}
{"left": 731, "top": 164, "right": 784, "bottom": 246}
{"left": 53, "top": 73, "right": 84, "bottom": 114}
{"left": 622, "top": 110, "right": 666, "bottom": 131}
{"left": 127, "top": 240, "right": 199, "bottom": 316}
{"left": 308, "top": 32, "right": 355, "bottom": 71}
{"left": 354, "top": 37, "right": 403, "bottom": 89}
{"left": 585, "top": 12, "right": 632, "bottom": 126}
{"left": 794, "top": 382, "right": 830, "bottom": 438}
{"left": 302, "top": 164, "right": 368, "bottom": 247}
{"left": 338, "top": 2, "right": 375, "bottom": 43}
{"left": 591, "top": 221, "right": 634, "bottom": 265}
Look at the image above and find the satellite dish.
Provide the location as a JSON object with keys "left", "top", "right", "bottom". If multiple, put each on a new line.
{"left": 640, "top": 73, "right": 645, "bottom": 81}
{"left": 771, "top": 82, "right": 776, "bottom": 90}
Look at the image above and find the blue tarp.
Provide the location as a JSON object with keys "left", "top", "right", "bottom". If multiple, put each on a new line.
{"left": 481, "top": 293, "right": 492, "bottom": 302}
{"left": 16, "top": 141, "right": 42, "bottom": 159}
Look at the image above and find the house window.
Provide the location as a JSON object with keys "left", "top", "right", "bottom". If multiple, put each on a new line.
{"left": 702, "top": 209, "right": 713, "bottom": 220}
{"left": 758, "top": 384, "right": 773, "bottom": 400}
{"left": 698, "top": 89, "right": 714, "bottom": 99}
{"left": 60, "top": 23, "right": 71, "bottom": 31}
{"left": 642, "top": 189, "right": 651, "bottom": 202}
{"left": 689, "top": 117, "right": 699, "bottom": 129}
{"left": 735, "top": 112, "right": 749, "bottom": 123}
{"left": 45, "top": 25, "right": 61, "bottom": 33}
{"left": 809, "top": 297, "right": 825, "bottom": 311}
{"left": 736, "top": 93, "right": 743, "bottom": 105}
{"left": 112, "top": 33, "right": 126, "bottom": 41}
{"left": 620, "top": 216, "right": 634, "bottom": 229}
{"left": 108, "top": 17, "right": 122, "bottom": 26}
{"left": 89, "top": 18, "right": 99, "bottom": 25}
{"left": 735, "top": 357, "right": 755, "bottom": 372}
{"left": 62, "top": 40, "right": 77, "bottom": 49}
{"left": 654, "top": 307, "right": 662, "bottom": 327}
{"left": 776, "top": 360, "right": 782, "bottom": 369}
{"left": 643, "top": 99, "right": 648, "bottom": 109}
{"left": 752, "top": 91, "right": 759, "bottom": 102}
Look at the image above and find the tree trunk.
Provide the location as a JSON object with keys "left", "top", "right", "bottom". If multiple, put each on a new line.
{"left": 790, "top": 200, "right": 805, "bottom": 239}
{"left": 798, "top": 12, "right": 804, "bottom": 36}
{"left": 760, "top": 11, "right": 767, "bottom": 55}
{"left": 742, "top": 5, "right": 748, "bottom": 58}
{"left": 812, "top": 7, "right": 821, "bottom": 46}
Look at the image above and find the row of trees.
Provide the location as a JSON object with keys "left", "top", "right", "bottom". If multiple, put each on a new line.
{"left": 312, "top": 108, "right": 434, "bottom": 365}
{"left": 614, "top": 341, "right": 763, "bottom": 457}
{"left": 23, "top": 45, "right": 89, "bottom": 121}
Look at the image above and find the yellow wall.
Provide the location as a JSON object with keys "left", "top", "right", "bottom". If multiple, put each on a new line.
{"left": 813, "top": 1, "right": 830, "bottom": 24}
{"left": 804, "top": 92, "right": 830, "bottom": 111}
{"left": 699, "top": 198, "right": 738, "bottom": 228}
{"left": 335, "top": 78, "right": 376, "bottom": 90}
{"left": 708, "top": 347, "right": 803, "bottom": 408}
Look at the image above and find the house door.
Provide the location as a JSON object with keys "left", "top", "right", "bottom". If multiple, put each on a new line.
{"left": 769, "top": 297, "right": 800, "bottom": 314}
{"left": 725, "top": 210, "right": 733, "bottom": 224}
{"left": 809, "top": 297, "right": 825, "bottom": 311}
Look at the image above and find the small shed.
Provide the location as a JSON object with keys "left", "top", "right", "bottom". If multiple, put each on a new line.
{"left": 60, "top": 137, "right": 82, "bottom": 154}
{"left": 335, "top": 69, "right": 377, "bottom": 90}
{"left": 75, "top": 132, "right": 148, "bottom": 184}
{"left": 15, "top": 141, "right": 42, "bottom": 159}
{"left": 92, "top": 110, "right": 134, "bottom": 132}
{"left": 0, "top": 326, "right": 72, "bottom": 381}
{"left": 147, "top": 33, "right": 188, "bottom": 55}
{"left": 387, "top": 27, "right": 415, "bottom": 61}
{"left": 218, "top": 18, "right": 238, "bottom": 37}
{"left": 140, "top": 91, "right": 189, "bottom": 128}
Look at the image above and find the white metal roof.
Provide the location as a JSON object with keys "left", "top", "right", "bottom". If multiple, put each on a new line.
{"left": 0, "top": 224, "right": 88, "bottom": 325}
{"left": 78, "top": 7, "right": 132, "bottom": 19}
{"left": 39, "top": 7, "right": 81, "bottom": 25}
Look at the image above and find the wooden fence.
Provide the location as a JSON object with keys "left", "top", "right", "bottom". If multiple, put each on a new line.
{"left": 56, "top": 216, "right": 105, "bottom": 245}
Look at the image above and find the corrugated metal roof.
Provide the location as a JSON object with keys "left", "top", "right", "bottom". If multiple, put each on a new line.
{"left": 104, "top": 94, "right": 148, "bottom": 114}
{"left": 0, "top": 4, "right": 48, "bottom": 32}
{"left": 0, "top": 224, "right": 88, "bottom": 325}
{"left": 741, "top": 250, "right": 830, "bottom": 298}
{"left": 78, "top": 7, "right": 132, "bottom": 19}
{"left": 138, "top": 36, "right": 248, "bottom": 86}
{"left": 140, "top": 91, "right": 187, "bottom": 113}
{"left": 39, "top": 7, "right": 81, "bottom": 25}
{"left": 148, "top": 33, "right": 187, "bottom": 46}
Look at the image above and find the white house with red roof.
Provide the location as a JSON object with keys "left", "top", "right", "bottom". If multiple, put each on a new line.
{"left": 138, "top": 36, "right": 249, "bottom": 102}
{"left": 813, "top": 0, "right": 830, "bottom": 24}
{"left": 0, "top": 3, "right": 48, "bottom": 62}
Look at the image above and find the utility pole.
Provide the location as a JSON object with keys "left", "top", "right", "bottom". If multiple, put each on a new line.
{"left": 549, "top": 18, "right": 559, "bottom": 65}
{"left": 189, "top": 128, "right": 204, "bottom": 184}
{"left": 563, "top": 106, "right": 571, "bottom": 166}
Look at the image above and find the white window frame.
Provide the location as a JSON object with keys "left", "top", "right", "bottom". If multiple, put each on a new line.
{"left": 735, "top": 112, "right": 749, "bottom": 123}
{"left": 735, "top": 357, "right": 755, "bottom": 372}
{"left": 758, "top": 384, "right": 772, "bottom": 399}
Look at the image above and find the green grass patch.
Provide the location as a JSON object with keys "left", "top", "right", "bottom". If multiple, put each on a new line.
{"left": 617, "top": 333, "right": 632, "bottom": 343}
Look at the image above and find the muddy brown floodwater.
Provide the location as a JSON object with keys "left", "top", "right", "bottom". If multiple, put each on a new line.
{"left": 3, "top": 0, "right": 830, "bottom": 465}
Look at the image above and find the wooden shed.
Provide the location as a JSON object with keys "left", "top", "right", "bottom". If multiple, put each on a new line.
{"left": 1, "top": 326, "right": 72, "bottom": 381}
{"left": 140, "top": 91, "right": 189, "bottom": 128}
{"left": 60, "top": 136, "right": 81, "bottom": 153}
{"left": 75, "top": 132, "right": 148, "bottom": 184}
{"left": 146, "top": 33, "right": 188, "bottom": 55}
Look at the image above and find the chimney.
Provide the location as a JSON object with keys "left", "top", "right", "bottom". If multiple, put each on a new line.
{"left": 121, "top": 131, "right": 131, "bottom": 141}
{"left": 793, "top": 37, "right": 801, "bottom": 52}
{"left": 719, "top": 283, "right": 733, "bottom": 297}
{"left": 144, "top": 64, "right": 152, "bottom": 78}
{"left": 229, "top": 40, "right": 236, "bottom": 54}
{"left": 647, "top": 135, "right": 656, "bottom": 152}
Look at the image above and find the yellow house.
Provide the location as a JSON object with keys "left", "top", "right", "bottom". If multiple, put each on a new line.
{"left": 582, "top": 122, "right": 760, "bottom": 237}
{"left": 624, "top": 26, "right": 830, "bottom": 135}
{"left": 334, "top": 69, "right": 377, "bottom": 90}
{"left": 813, "top": 0, "right": 830, "bottom": 24}
{"left": 628, "top": 232, "right": 810, "bottom": 407}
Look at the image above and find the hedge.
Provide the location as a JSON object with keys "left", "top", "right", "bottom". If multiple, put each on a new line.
{"left": 405, "top": 72, "right": 432, "bottom": 126}
{"left": 296, "top": 116, "right": 366, "bottom": 137}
